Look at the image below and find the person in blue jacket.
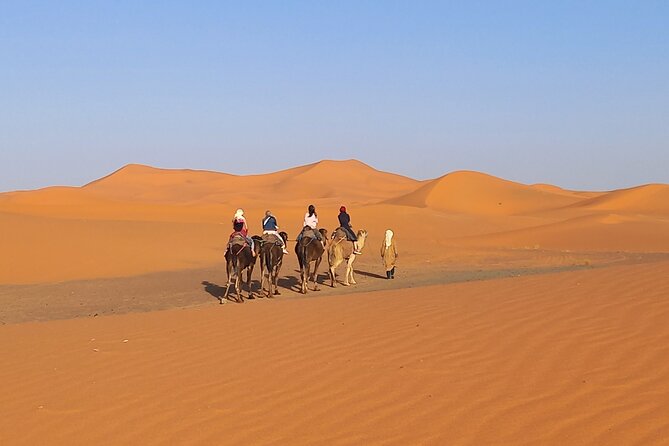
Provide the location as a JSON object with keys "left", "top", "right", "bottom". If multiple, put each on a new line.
{"left": 262, "top": 210, "right": 289, "bottom": 254}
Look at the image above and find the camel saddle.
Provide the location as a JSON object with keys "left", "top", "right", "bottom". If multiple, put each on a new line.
{"left": 300, "top": 226, "right": 320, "bottom": 240}
{"left": 229, "top": 234, "right": 248, "bottom": 247}
{"left": 261, "top": 233, "right": 282, "bottom": 246}
{"left": 332, "top": 227, "right": 351, "bottom": 241}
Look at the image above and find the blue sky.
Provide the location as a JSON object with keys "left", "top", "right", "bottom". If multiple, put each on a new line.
{"left": 1, "top": 1, "right": 667, "bottom": 191}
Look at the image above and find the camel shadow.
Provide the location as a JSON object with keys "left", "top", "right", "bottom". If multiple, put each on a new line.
{"left": 278, "top": 275, "right": 301, "bottom": 292}
{"left": 353, "top": 269, "right": 386, "bottom": 280}
{"left": 202, "top": 280, "right": 262, "bottom": 303}
{"left": 287, "top": 269, "right": 330, "bottom": 291}
{"left": 202, "top": 281, "right": 227, "bottom": 302}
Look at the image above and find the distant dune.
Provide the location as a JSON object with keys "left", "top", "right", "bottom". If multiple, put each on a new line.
{"left": 83, "top": 163, "right": 237, "bottom": 203}
{"left": 569, "top": 183, "right": 669, "bottom": 216}
{"left": 531, "top": 183, "right": 604, "bottom": 199}
{"left": 387, "top": 170, "right": 584, "bottom": 215}
{"left": 458, "top": 213, "right": 669, "bottom": 252}
{"left": 80, "top": 159, "right": 420, "bottom": 205}
{"left": 0, "top": 160, "right": 667, "bottom": 284}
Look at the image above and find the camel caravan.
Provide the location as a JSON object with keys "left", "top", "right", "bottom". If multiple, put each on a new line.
{"left": 220, "top": 205, "right": 393, "bottom": 303}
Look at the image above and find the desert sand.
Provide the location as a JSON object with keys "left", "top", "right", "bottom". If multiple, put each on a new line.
{"left": 1, "top": 160, "right": 668, "bottom": 444}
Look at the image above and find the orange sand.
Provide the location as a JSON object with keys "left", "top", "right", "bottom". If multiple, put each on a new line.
{"left": 1, "top": 160, "right": 669, "bottom": 444}
{"left": 1, "top": 262, "right": 668, "bottom": 445}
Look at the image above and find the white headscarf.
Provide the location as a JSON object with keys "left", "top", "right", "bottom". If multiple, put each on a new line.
{"left": 234, "top": 209, "right": 244, "bottom": 220}
{"left": 385, "top": 229, "right": 394, "bottom": 248}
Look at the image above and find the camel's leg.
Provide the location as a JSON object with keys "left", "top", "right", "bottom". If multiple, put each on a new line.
{"left": 246, "top": 268, "right": 254, "bottom": 300}
{"left": 329, "top": 264, "right": 337, "bottom": 287}
{"left": 273, "top": 270, "right": 280, "bottom": 295}
{"left": 300, "top": 265, "right": 308, "bottom": 294}
{"left": 304, "top": 266, "right": 310, "bottom": 294}
{"left": 264, "top": 270, "right": 270, "bottom": 297}
{"left": 346, "top": 256, "right": 355, "bottom": 284}
{"left": 236, "top": 268, "right": 244, "bottom": 303}
{"left": 312, "top": 258, "right": 321, "bottom": 291}
{"left": 259, "top": 270, "right": 264, "bottom": 297}
{"left": 273, "top": 260, "right": 281, "bottom": 295}
{"left": 263, "top": 255, "right": 271, "bottom": 297}
{"left": 259, "top": 260, "right": 265, "bottom": 297}
{"left": 222, "top": 278, "right": 230, "bottom": 301}
{"left": 263, "top": 264, "right": 272, "bottom": 297}
{"left": 222, "top": 263, "right": 235, "bottom": 303}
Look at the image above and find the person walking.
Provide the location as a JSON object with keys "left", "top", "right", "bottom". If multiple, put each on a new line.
{"left": 381, "top": 229, "right": 398, "bottom": 279}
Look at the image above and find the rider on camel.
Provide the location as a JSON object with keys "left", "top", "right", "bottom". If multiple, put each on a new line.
{"left": 338, "top": 205, "right": 362, "bottom": 255}
{"left": 297, "top": 204, "right": 323, "bottom": 245}
{"left": 262, "top": 210, "right": 289, "bottom": 254}
{"left": 228, "top": 208, "right": 256, "bottom": 257}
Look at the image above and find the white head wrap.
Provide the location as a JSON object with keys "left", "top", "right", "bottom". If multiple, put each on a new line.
{"left": 385, "top": 229, "right": 394, "bottom": 248}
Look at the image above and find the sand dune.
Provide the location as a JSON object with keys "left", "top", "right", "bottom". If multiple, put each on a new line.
{"left": 270, "top": 159, "right": 420, "bottom": 203}
{"left": 84, "top": 164, "right": 237, "bottom": 203}
{"left": 531, "top": 183, "right": 604, "bottom": 199}
{"left": 1, "top": 262, "right": 668, "bottom": 445}
{"left": 388, "top": 170, "right": 585, "bottom": 215}
{"left": 0, "top": 211, "right": 224, "bottom": 284}
{"left": 82, "top": 160, "right": 420, "bottom": 205}
{"left": 457, "top": 213, "right": 669, "bottom": 252}
{"left": 1, "top": 161, "right": 668, "bottom": 285}
{"left": 569, "top": 184, "right": 669, "bottom": 216}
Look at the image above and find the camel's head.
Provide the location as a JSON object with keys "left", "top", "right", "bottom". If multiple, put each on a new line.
{"left": 279, "top": 231, "right": 288, "bottom": 243}
{"left": 356, "top": 229, "right": 368, "bottom": 249}
{"left": 319, "top": 228, "right": 329, "bottom": 246}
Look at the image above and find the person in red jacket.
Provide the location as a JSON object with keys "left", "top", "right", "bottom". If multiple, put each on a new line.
{"left": 228, "top": 208, "right": 255, "bottom": 256}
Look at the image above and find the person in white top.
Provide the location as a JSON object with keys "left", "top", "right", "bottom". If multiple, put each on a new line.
{"left": 297, "top": 204, "right": 323, "bottom": 243}
{"left": 303, "top": 205, "right": 318, "bottom": 229}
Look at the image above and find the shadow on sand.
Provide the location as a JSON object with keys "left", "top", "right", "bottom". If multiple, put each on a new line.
{"left": 278, "top": 274, "right": 301, "bottom": 292}
{"left": 202, "top": 281, "right": 228, "bottom": 302}
{"left": 202, "top": 280, "right": 263, "bottom": 303}
{"left": 289, "top": 269, "right": 331, "bottom": 289}
{"left": 204, "top": 267, "right": 381, "bottom": 303}
{"left": 353, "top": 269, "right": 386, "bottom": 279}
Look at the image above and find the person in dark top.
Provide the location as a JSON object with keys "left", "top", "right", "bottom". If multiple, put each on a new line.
{"left": 338, "top": 206, "right": 362, "bottom": 255}
{"left": 262, "top": 210, "right": 289, "bottom": 254}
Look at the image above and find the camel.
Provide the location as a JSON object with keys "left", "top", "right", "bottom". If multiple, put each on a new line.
{"left": 259, "top": 231, "right": 288, "bottom": 298}
{"left": 222, "top": 235, "right": 261, "bottom": 303}
{"left": 295, "top": 227, "right": 328, "bottom": 294}
{"left": 327, "top": 229, "right": 368, "bottom": 287}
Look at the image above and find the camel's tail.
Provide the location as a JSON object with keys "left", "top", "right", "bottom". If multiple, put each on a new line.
{"left": 300, "top": 244, "right": 309, "bottom": 272}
